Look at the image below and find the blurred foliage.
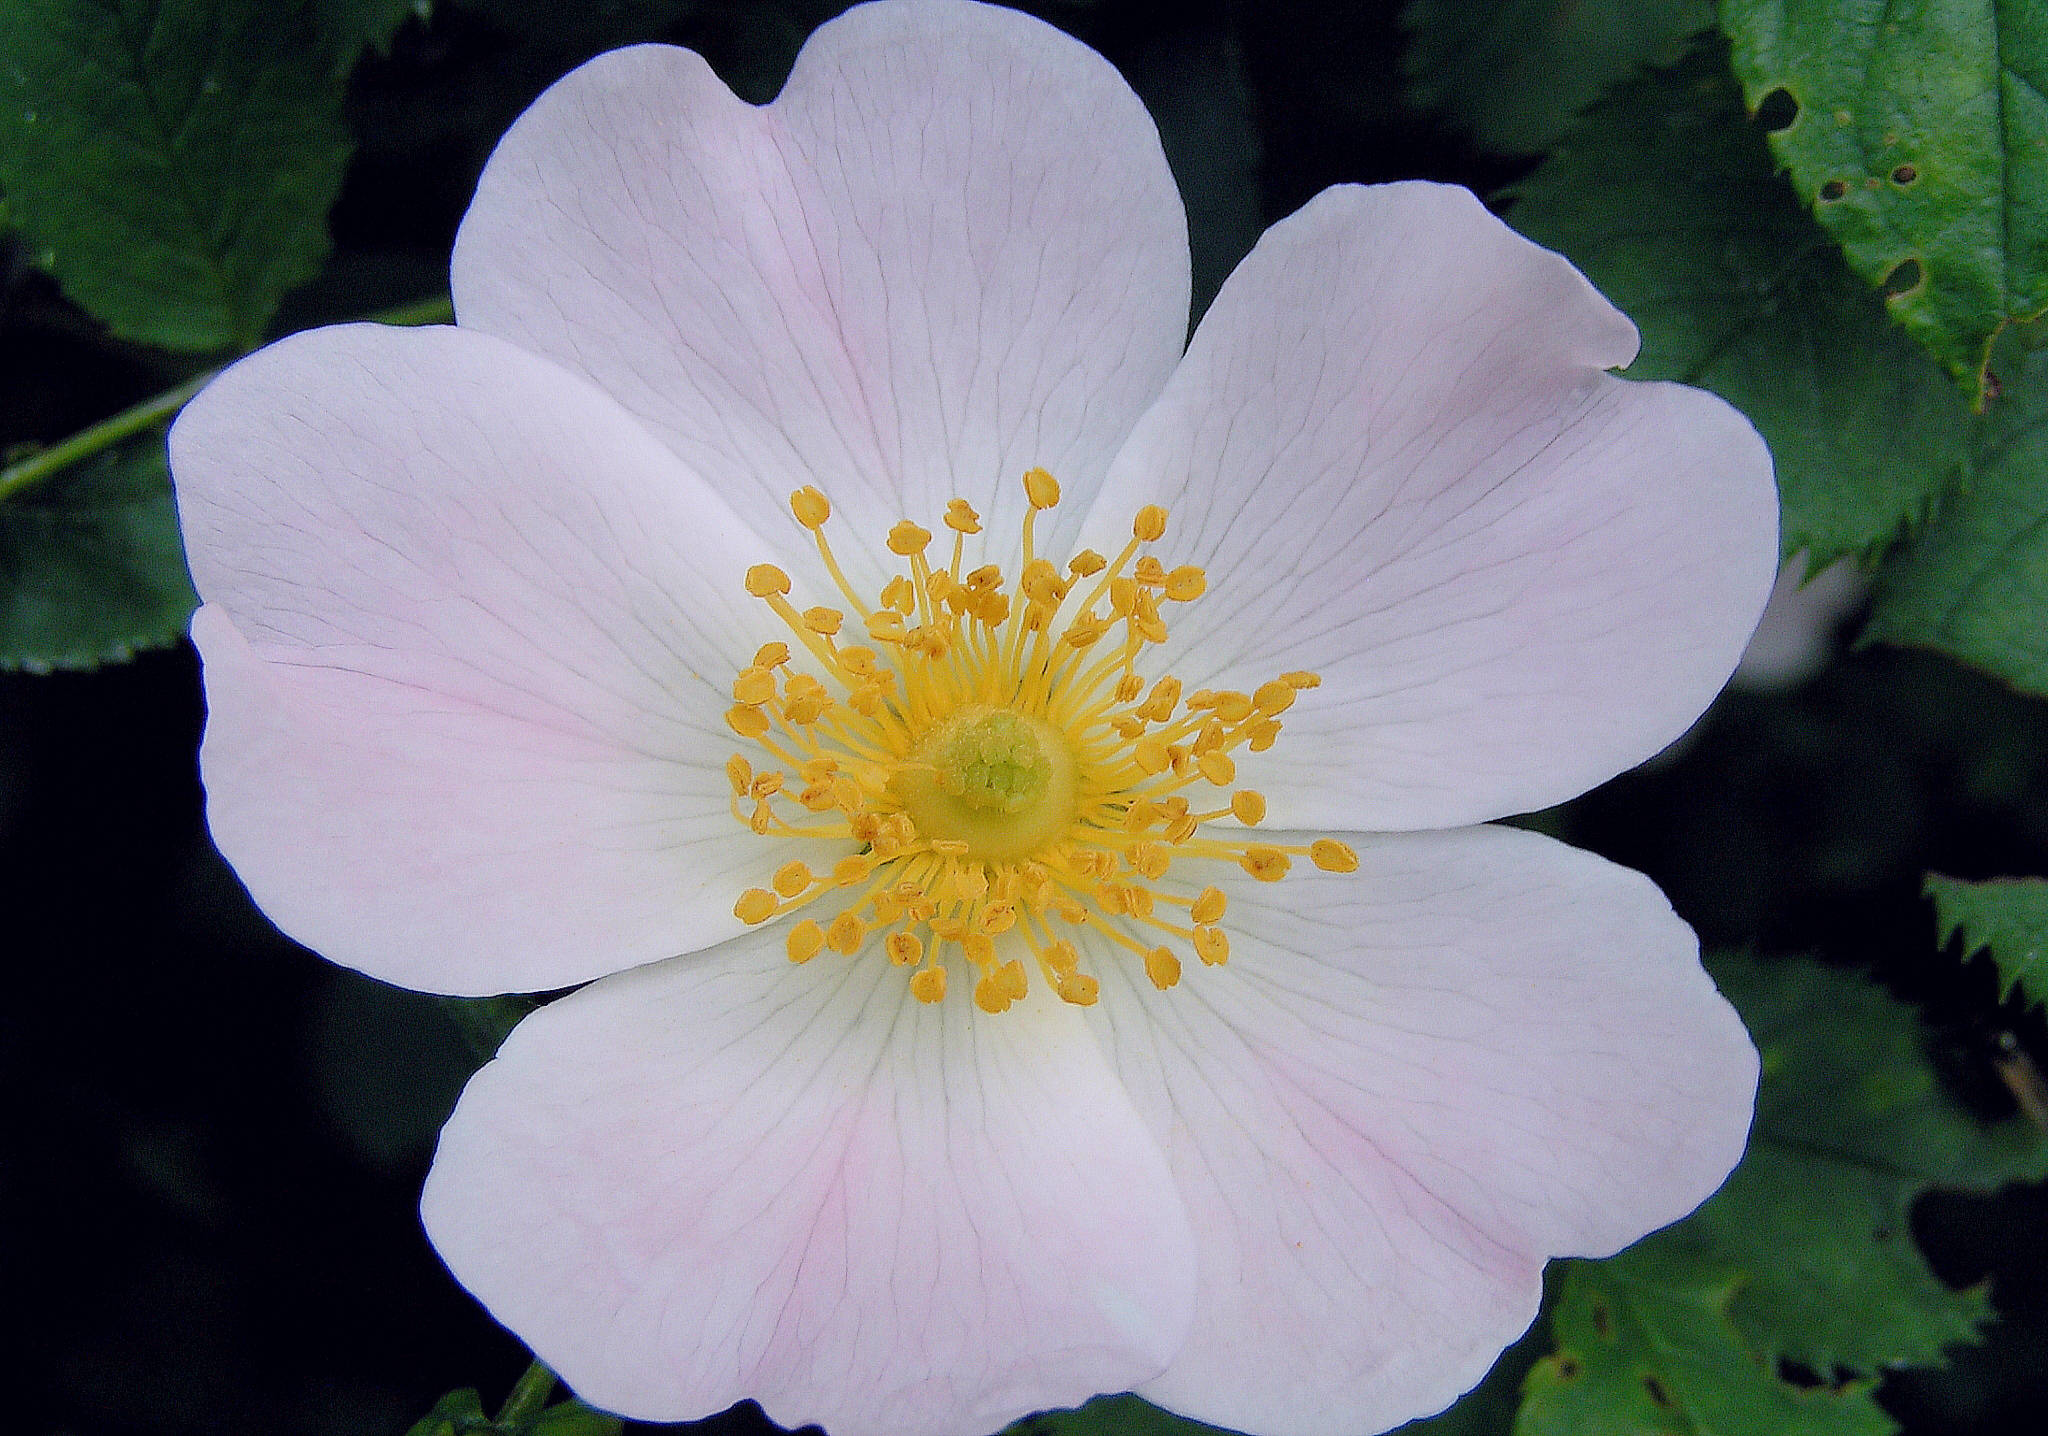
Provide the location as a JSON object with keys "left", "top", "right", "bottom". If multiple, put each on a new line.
{"left": 0, "top": 441, "right": 195, "bottom": 669}
{"left": 1403, "top": 0, "right": 1710, "bottom": 154}
{"left": 1720, "top": 0, "right": 2048, "bottom": 407}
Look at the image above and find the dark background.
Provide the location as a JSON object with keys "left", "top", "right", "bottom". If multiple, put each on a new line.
{"left": 6, "top": 2, "right": 2048, "bottom": 1432}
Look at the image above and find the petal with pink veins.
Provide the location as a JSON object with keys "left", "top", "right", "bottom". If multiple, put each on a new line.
{"left": 173, "top": 322, "right": 822, "bottom": 995}
{"left": 452, "top": 0, "right": 1191, "bottom": 589}
{"left": 1078, "top": 822, "right": 1756, "bottom": 1436}
{"left": 1081, "top": 182, "right": 1778, "bottom": 830}
{"left": 422, "top": 933, "right": 1198, "bottom": 1436}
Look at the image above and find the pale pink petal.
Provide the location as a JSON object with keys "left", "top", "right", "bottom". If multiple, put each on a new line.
{"left": 452, "top": 0, "right": 1190, "bottom": 590}
{"left": 1081, "top": 182, "right": 1778, "bottom": 829}
{"left": 1078, "top": 823, "right": 1755, "bottom": 1436}
{"left": 1731, "top": 552, "right": 1867, "bottom": 690}
{"left": 421, "top": 935, "right": 1198, "bottom": 1436}
{"left": 172, "top": 323, "right": 822, "bottom": 996}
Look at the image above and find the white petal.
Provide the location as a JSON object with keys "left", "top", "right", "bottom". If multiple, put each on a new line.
{"left": 1082, "top": 182, "right": 1778, "bottom": 828}
{"left": 172, "top": 323, "right": 817, "bottom": 995}
{"left": 452, "top": 0, "right": 1191, "bottom": 590}
{"left": 421, "top": 936, "right": 1198, "bottom": 1436}
{"left": 1079, "top": 823, "right": 1755, "bottom": 1436}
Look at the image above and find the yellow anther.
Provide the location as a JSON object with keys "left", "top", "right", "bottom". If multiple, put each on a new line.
{"left": 1044, "top": 939, "right": 1080, "bottom": 975}
{"left": 974, "top": 972, "right": 1013, "bottom": 1014}
{"left": 726, "top": 705, "right": 771, "bottom": 739}
{"left": 944, "top": 498, "right": 982, "bottom": 534}
{"left": 1114, "top": 671, "right": 1146, "bottom": 703}
{"left": 827, "top": 911, "right": 866, "bottom": 954}
{"left": 1134, "top": 505, "right": 1168, "bottom": 542}
{"left": 1164, "top": 565, "right": 1207, "bottom": 601}
{"left": 998, "top": 958, "right": 1029, "bottom": 1001}
{"left": 1195, "top": 926, "right": 1230, "bottom": 966}
{"left": 833, "top": 854, "right": 875, "bottom": 887}
{"left": 838, "top": 645, "right": 880, "bottom": 676}
{"left": 1241, "top": 847, "right": 1291, "bottom": 882}
{"left": 1214, "top": 691, "right": 1255, "bottom": 724}
{"left": 911, "top": 965, "right": 948, "bottom": 1003}
{"left": 1191, "top": 885, "right": 1227, "bottom": 924}
{"left": 783, "top": 693, "right": 827, "bottom": 726}
{"left": 1144, "top": 946, "right": 1182, "bottom": 990}
{"left": 1283, "top": 670, "right": 1322, "bottom": 689}
{"left": 789, "top": 486, "right": 831, "bottom": 528}
{"left": 1136, "top": 677, "right": 1181, "bottom": 722}
{"left": 1311, "top": 839, "right": 1361, "bottom": 873}
{"left": 980, "top": 901, "right": 1019, "bottom": 934}
{"left": 754, "top": 641, "right": 791, "bottom": 669}
{"left": 786, "top": 920, "right": 826, "bottom": 964}
{"left": 1164, "top": 813, "right": 1199, "bottom": 843}
{"left": 732, "top": 666, "right": 777, "bottom": 706}
{"left": 1063, "top": 615, "right": 1108, "bottom": 649}
{"left": 1248, "top": 719, "right": 1282, "bottom": 752}
{"left": 1057, "top": 972, "right": 1100, "bottom": 1006}
{"left": 1197, "top": 750, "right": 1237, "bottom": 786}
{"left": 1134, "top": 737, "right": 1171, "bottom": 775}
{"left": 887, "top": 930, "right": 925, "bottom": 966}
{"left": 888, "top": 520, "right": 932, "bottom": 555}
{"left": 866, "top": 610, "right": 906, "bottom": 642}
{"left": 772, "top": 860, "right": 813, "bottom": 899}
{"left": 745, "top": 563, "right": 791, "bottom": 597}
{"left": 1109, "top": 577, "right": 1137, "bottom": 616}
{"left": 1254, "top": 679, "right": 1297, "bottom": 715}
{"left": 735, "top": 888, "right": 778, "bottom": 924}
{"left": 1129, "top": 843, "right": 1171, "bottom": 880}
{"left": 803, "top": 606, "right": 844, "bottom": 637}
{"left": 800, "top": 756, "right": 839, "bottom": 781}
{"left": 1069, "top": 549, "right": 1107, "bottom": 577}
{"left": 1133, "top": 556, "right": 1166, "bottom": 587}
{"left": 749, "top": 800, "right": 774, "bottom": 834}
{"left": 725, "top": 754, "right": 753, "bottom": 796}
{"left": 748, "top": 771, "right": 784, "bottom": 799}
{"left": 881, "top": 576, "right": 917, "bottom": 613}
{"left": 1024, "top": 467, "right": 1061, "bottom": 509}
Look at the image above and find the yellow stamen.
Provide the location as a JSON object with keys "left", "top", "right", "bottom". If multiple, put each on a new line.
{"left": 719, "top": 473, "right": 1356, "bottom": 1008}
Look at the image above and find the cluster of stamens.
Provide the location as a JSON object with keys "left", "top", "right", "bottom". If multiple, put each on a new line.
{"left": 725, "top": 468, "right": 1357, "bottom": 1013}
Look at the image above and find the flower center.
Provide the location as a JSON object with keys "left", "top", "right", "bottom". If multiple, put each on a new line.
{"left": 723, "top": 469, "right": 1357, "bottom": 1014}
{"left": 892, "top": 707, "right": 1078, "bottom": 858}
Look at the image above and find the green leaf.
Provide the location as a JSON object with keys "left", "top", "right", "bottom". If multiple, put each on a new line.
{"left": 0, "top": 0, "right": 357, "bottom": 352}
{"left": 1507, "top": 40, "right": 1975, "bottom": 565}
{"left": 1513, "top": 956, "right": 2046, "bottom": 1434}
{"left": 523, "top": 1399, "right": 623, "bottom": 1436}
{"left": 404, "top": 1389, "right": 488, "bottom": 1436}
{"left": 0, "top": 441, "right": 197, "bottom": 672}
{"left": 1403, "top": 0, "right": 1712, "bottom": 154}
{"left": 1517, "top": 1248, "right": 1894, "bottom": 1436}
{"left": 1926, "top": 872, "right": 2048, "bottom": 1009}
{"left": 1006, "top": 1394, "right": 1236, "bottom": 1436}
{"left": 1719, "top": 0, "right": 2048, "bottom": 405}
{"left": 313, "top": 0, "right": 425, "bottom": 62}
{"left": 1866, "top": 338, "right": 2048, "bottom": 693}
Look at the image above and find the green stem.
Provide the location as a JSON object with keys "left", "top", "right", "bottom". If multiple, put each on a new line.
{"left": 494, "top": 1359, "right": 558, "bottom": 1427}
{"left": 0, "top": 292, "right": 455, "bottom": 506}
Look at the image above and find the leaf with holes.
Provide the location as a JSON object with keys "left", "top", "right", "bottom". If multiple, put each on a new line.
{"left": 0, "top": 442, "right": 197, "bottom": 671}
{"left": 1720, "top": 0, "right": 2048, "bottom": 406}
{"left": 1508, "top": 41, "right": 1973, "bottom": 564}
{"left": 1868, "top": 337, "right": 2048, "bottom": 694}
{"left": 1517, "top": 1247, "right": 1895, "bottom": 1436}
{"left": 1513, "top": 955, "right": 2047, "bottom": 1435}
{"left": 0, "top": 0, "right": 357, "bottom": 352}
{"left": 1403, "top": 0, "right": 1712, "bottom": 154}
{"left": 1927, "top": 873, "right": 2048, "bottom": 1011}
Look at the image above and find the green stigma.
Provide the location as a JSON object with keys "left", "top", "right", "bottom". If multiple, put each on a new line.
{"left": 891, "top": 707, "right": 1078, "bottom": 860}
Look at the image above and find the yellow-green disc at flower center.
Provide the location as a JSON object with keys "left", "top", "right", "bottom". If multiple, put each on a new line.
{"left": 892, "top": 707, "right": 1078, "bottom": 860}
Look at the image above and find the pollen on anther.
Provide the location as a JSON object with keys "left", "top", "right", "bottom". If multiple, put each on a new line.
{"left": 911, "top": 966, "right": 947, "bottom": 1003}
{"left": 735, "top": 888, "right": 778, "bottom": 924}
{"left": 1311, "top": 839, "right": 1361, "bottom": 873}
{"left": 1023, "top": 467, "right": 1060, "bottom": 509}
{"left": 1134, "top": 505, "right": 1168, "bottom": 542}
{"left": 786, "top": 920, "right": 825, "bottom": 963}
{"left": 888, "top": 520, "right": 932, "bottom": 555}
{"left": 745, "top": 563, "right": 790, "bottom": 597}
{"left": 789, "top": 486, "right": 831, "bottom": 528}
{"left": 1231, "top": 790, "right": 1267, "bottom": 825}
{"left": 1144, "top": 946, "right": 1182, "bottom": 990}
